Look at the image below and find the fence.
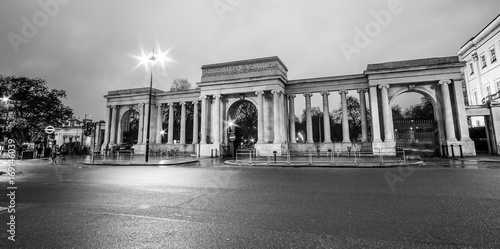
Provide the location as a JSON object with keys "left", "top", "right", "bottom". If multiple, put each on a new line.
{"left": 233, "top": 147, "right": 410, "bottom": 166}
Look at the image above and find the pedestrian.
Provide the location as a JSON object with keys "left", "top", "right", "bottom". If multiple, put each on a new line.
{"left": 37, "top": 144, "right": 43, "bottom": 158}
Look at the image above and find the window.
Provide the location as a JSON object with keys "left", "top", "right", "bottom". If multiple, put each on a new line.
{"left": 486, "top": 84, "right": 491, "bottom": 96}
{"left": 480, "top": 54, "right": 487, "bottom": 68}
{"left": 469, "top": 62, "right": 474, "bottom": 75}
{"left": 490, "top": 47, "right": 497, "bottom": 63}
{"left": 473, "top": 90, "right": 479, "bottom": 105}
{"left": 496, "top": 80, "right": 500, "bottom": 92}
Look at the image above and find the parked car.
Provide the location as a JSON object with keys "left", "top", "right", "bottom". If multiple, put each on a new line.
{"left": 117, "top": 144, "right": 134, "bottom": 153}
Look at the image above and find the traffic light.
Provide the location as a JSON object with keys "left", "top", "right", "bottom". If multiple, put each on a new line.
{"left": 84, "top": 121, "right": 92, "bottom": 136}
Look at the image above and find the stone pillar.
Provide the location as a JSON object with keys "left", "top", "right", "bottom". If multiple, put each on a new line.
{"left": 109, "top": 105, "right": 118, "bottom": 145}
{"left": 321, "top": 91, "right": 332, "bottom": 143}
{"left": 213, "top": 94, "right": 221, "bottom": 144}
{"left": 192, "top": 101, "right": 199, "bottom": 144}
{"left": 358, "top": 89, "right": 368, "bottom": 142}
{"left": 155, "top": 104, "right": 163, "bottom": 144}
{"left": 273, "top": 90, "right": 282, "bottom": 144}
{"left": 379, "top": 84, "right": 394, "bottom": 142}
{"left": 304, "top": 93, "right": 314, "bottom": 143}
{"left": 280, "top": 93, "right": 287, "bottom": 143}
{"left": 439, "top": 80, "right": 457, "bottom": 141}
{"left": 256, "top": 91, "right": 265, "bottom": 143}
{"left": 180, "top": 101, "right": 186, "bottom": 144}
{"left": 288, "top": 94, "right": 296, "bottom": 143}
{"left": 452, "top": 80, "right": 472, "bottom": 141}
{"left": 340, "top": 91, "right": 350, "bottom": 143}
{"left": 136, "top": 103, "right": 144, "bottom": 144}
{"left": 167, "top": 103, "right": 174, "bottom": 144}
{"left": 103, "top": 105, "right": 111, "bottom": 147}
{"left": 200, "top": 96, "right": 208, "bottom": 144}
{"left": 369, "top": 87, "right": 382, "bottom": 142}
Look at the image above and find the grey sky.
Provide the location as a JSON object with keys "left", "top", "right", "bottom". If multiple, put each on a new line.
{"left": 1, "top": 0, "right": 499, "bottom": 121}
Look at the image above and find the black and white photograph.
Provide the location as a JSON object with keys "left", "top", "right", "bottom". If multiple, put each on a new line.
{"left": 1, "top": 0, "right": 500, "bottom": 248}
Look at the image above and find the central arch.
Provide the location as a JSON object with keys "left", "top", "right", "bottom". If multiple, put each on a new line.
{"left": 120, "top": 108, "right": 139, "bottom": 145}
{"left": 226, "top": 100, "right": 258, "bottom": 152}
{"left": 390, "top": 88, "right": 444, "bottom": 155}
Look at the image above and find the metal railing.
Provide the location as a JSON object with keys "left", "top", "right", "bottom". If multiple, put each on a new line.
{"left": 233, "top": 147, "right": 410, "bottom": 166}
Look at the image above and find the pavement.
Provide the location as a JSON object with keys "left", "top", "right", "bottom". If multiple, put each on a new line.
{"left": 0, "top": 153, "right": 499, "bottom": 168}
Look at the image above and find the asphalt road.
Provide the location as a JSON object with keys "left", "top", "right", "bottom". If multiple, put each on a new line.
{"left": 0, "top": 160, "right": 499, "bottom": 248}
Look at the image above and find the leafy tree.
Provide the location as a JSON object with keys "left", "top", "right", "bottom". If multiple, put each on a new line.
{"left": 392, "top": 104, "right": 404, "bottom": 120}
{"left": 0, "top": 75, "right": 73, "bottom": 144}
{"left": 403, "top": 97, "right": 434, "bottom": 120}
{"left": 170, "top": 78, "right": 192, "bottom": 92}
{"left": 233, "top": 101, "right": 258, "bottom": 142}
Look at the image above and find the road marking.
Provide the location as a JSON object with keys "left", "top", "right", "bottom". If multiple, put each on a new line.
{"left": 97, "top": 212, "right": 200, "bottom": 224}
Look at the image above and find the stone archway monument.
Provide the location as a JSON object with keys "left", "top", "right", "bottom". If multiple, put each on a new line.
{"left": 103, "top": 55, "right": 476, "bottom": 157}
{"left": 198, "top": 57, "right": 289, "bottom": 156}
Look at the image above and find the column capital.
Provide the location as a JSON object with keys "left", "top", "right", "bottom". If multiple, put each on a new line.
{"left": 180, "top": 101, "right": 186, "bottom": 105}
{"left": 338, "top": 90, "right": 348, "bottom": 95}
{"left": 111, "top": 105, "right": 117, "bottom": 109}
{"left": 378, "top": 84, "right": 390, "bottom": 89}
{"left": 137, "top": 103, "right": 144, "bottom": 108}
{"left": 255, "top": 90, "right": 265, "bottom": 96}
{"left": 321, "top": 91, "right": 330, "bottom": 96}
{"left": 272, "top": 89, "right": 282, "bottom": 95}
{"left": 438, "top": 79, "right": 452, "bottom": 85}
{"left": 200, "top": 95, "right": 208, "bottom": 100}
{"left": 303, "top": 92, "right": 313, "bottom": 97}
{"left": 357, "top": 89, "right": 368, "bottom": 93}
{"left": 287, "top": 94, "right": 296, "bottom": 99}
{"left": 213, "top": 93, "right": 222, "bottom": 99}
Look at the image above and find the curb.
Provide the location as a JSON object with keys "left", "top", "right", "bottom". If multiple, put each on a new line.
{"left": 83, "top": 160, "right": 199, "bottom": 166}
{"left": 223, "top": 160, "right": 423, "bottom": 168}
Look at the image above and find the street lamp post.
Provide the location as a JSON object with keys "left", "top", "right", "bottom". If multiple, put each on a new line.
{"left": 81, "top": 114, "right": 90, "bottom": 149}
{"left": 145, "top": 49, "right": 157, "bottom": 163}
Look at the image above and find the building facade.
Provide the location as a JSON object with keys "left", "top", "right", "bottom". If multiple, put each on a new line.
{"left": 103, "top": 56, "right": 475, "bottom": 157}
{"left": 458, "top": 14, "right": 500, "bottom": 155}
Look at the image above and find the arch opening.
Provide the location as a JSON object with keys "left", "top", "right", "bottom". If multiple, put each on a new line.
{"left": 227, "top": 100, "right": 258, "bottom": 150}
{"left": 391, "top": 91, "right": 439, "bottom": 155}
{"left": 121, "top": 109, "right": 139, "bottom": 145}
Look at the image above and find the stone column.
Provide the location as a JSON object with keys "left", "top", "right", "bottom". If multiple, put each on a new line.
{"left": 109, "top": 105, "right": 118, "bottom": 145}
{"left": 321, "top": 91, "right": 332, "bottom": 143}
{"left": 167, "top": 103, "right": 174, "bottom": 144}
{"left": 256, "top": 91, "right": 265, "bottom": 143}
{"left": 281, "top": 93, "right": 286, "bottom": 143}
{"left": 155, "top": 104, "right": 162, "bottom": 144}
{"left": 358, "top": 89, "right": 368, "bottom": 142}
{"left": 452, "top": 80, "right": 472, "bottom": 141}
{"left": 213, "top": 94, "right": 221, "bottom": 144}
{"left": 439, "top": 80, "right": 457, "bottom": 141}
{"left": 103, "top": 105, "right": 111, "bottom": 147}
{"left": 340, "top": 91, "right": 350, "bottom": 143}
{"left": 273, "top": 90, "right": 282, "bottom": 144}
{"left": 192, "top": 101, "right": 199, "bottom": 144}
{"left": 304, "top": 93, "right": 314, "bottom": 143}
{"left": 369, "top": 87, "right": 382, "bottom": 142}
{"left": 137, "top": 103, "right": 144, "bottom": 144}
{"left": 288, "top": 94, "right": 296, "bottom": 143}
{"left": 200, "top": 96, "right": 208, "bottom": 144}
{"left": 180, "top": 101, "right": 186, "bottom": 144}
{"left": 379, "top": 85, "right": 394, "bottom": 142}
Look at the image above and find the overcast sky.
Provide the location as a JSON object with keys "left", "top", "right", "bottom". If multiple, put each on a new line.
{"left": 1, "top": 0, "right": 499, "bottom": 121}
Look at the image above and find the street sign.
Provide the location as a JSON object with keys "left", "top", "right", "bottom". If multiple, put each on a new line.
{"left": 44, "top": 125, "right": 55, "bottom": 134}
{"left": 229, "top": 133, "right": 236, "bottom": 142}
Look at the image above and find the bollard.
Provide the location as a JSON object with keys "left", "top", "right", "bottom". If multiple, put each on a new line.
{"left": 459, "top": 145, "right": 464, "bottom": 158}
{"left": 347, "top": 146, "right": 351, "bottom": 157}
{"left": 450, "top": 145, "right": 455, "bottom": 157}
{"left": 273, "top": 151, "right": 277, "bottom": 164}
{"left": 211, "top": 149, "right": 214, "bottom": 158}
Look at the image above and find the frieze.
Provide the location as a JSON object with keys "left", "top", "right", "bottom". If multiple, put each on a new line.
{"left": 202, "top": 61, "right": 285, "bottom": 77}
